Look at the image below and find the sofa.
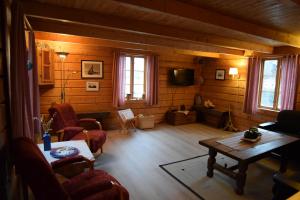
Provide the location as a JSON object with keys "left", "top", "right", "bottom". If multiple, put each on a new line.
{"left": 258, "top": 110, "right": 300, "bottom": 136}
{"left": 259, "top": 110, "right": 300, "bottom": 199}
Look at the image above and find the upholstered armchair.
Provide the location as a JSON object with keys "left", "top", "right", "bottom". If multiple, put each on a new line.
{"left": 13, "top": 137, "right": 129, "bottom": 200}
{"left": 48, "top": 103, "right": 106, "bottom": 153}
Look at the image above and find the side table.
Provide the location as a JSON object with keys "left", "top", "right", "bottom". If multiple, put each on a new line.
{"left": 38, "top": 140, "right": 95, "bottom": 177}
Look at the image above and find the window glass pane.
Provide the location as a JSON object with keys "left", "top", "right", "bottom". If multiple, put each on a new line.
{"left": 134, "top": 71, "right": 144, "bottom": 85}
{"left": 125, "top": 57, "right": 131, "bottom": 96}
{"left": 260, "top": 60, "right": 278, "bottom": 108}
{"left": 134, "top": 57, "right": 145, "bottom": 71}
{"left": 125, "top": 71, "right": 131, "bottom": 85}
{"left": 278, "top": 87, "right": 282, "bottom": 109}
{"left": 133, "top": 84, "right": 144, "bottom": 98}
{"left": 125, "top": 57, "right": 131, "bottom": 70}
{"left": 125, "top": 85, "right": 130, "bottom": 96}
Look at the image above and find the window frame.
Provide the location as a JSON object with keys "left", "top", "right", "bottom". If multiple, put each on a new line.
{"left": 125, "top": 54, "right": 146, "bottom": 101}
{"left": 258, "top": 58, "right": 281, "bottom": 111}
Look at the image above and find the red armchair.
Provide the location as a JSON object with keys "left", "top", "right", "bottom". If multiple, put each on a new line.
{"left": 48, "top": 103, "right": 106, "bottom": 153}
{"left": 13, "top": 137, "right": 129, "bottom": 200}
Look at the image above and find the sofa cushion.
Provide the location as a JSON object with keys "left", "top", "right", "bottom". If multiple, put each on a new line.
{"left": 277, "top": 110, "right": 300, "bottom": 134}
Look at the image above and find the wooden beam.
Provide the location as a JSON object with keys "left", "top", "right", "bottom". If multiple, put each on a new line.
{"left": 22, "top": 0, "right": 272, "bottom": 53}
{"left": 29, "top": 17, "right": 245, "bottom": 56}
{"left": 114, "top": 0, "right": 300, "bottom": 47}
{"left": 35, "top": 32, "right": 222, "bottom": 58}
{"left": 273, "top": 46, "right": 300, "bottom": 55}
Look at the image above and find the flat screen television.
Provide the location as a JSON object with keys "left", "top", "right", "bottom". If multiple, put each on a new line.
{"left": 168, "top": 68, "right": 194, "bottom": 86}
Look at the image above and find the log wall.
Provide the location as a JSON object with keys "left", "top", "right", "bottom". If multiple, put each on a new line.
{"left": 37, "top": 35, "right": 201, "bottom": 129}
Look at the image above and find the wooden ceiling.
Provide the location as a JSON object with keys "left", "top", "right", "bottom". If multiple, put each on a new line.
{"left": 22, "top": 0, "right": 300, "bottom": 57}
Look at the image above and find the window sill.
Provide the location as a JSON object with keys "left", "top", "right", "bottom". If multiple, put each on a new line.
{"left": 125, "top": 99, "right": 145, "bottom": 103}
{"left": 257, "top": 108, "right": 279, "bottom": 117}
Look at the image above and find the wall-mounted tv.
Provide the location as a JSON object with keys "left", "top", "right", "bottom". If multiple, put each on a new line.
{"left": 168, "top": 68, "right": 194, "bottom": 86}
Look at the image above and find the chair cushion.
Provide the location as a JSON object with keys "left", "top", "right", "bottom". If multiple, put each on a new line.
{"left": 62, "top": 170, "right": 127, "bottom": 200}
{"left": 71, "top": 130, "right": 107, "bottom": 153}
{"left": 63, "top": 127, "right": 85, "bottom": 141}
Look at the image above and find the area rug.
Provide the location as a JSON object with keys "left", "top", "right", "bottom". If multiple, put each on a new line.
{"left": 159, "top": 154, "right": 280, "bottom": 200}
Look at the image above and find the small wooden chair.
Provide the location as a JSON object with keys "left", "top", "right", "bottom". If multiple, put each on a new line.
{"left": 117, "top": 109, "right": 136, "bottom": 133}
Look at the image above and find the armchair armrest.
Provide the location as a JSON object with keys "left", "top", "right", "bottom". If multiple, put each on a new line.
{"left": 51, "top": 155, "right": 93, "bottom": 171}
{"left": 258, "top": 122, "right": 278, "bottom": 131}
{"left": 79, "top": 118, "right": 102, "bottom": 130}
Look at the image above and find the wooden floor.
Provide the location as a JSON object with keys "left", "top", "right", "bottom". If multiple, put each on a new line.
{"left": 94, "top": 123, "right": 229, "bottom": 200}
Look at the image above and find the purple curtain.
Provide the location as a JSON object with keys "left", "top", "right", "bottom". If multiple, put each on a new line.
{"left": 145, "top": 55, "right": 159, "bottom": 105}
{"left": 10, "top": 2, "right": 34, "bottom": 139}
{"left": 28, "top": 32, "right": 41, "bottom": 135}
{"left": 280, "top": 55, "right": 299, "bottom": 110}
{"left": 243, "top": 57, "right": 261, "bottom": 114}
{"left": 112, "top": 51, "right": 126, "bottom": 107}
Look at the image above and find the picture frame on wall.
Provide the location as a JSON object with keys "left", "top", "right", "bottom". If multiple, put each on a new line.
{"left": 86, "top": 81, "right": 99, "bottom": 91}
{"left": 215, "top": 69, "right": 225, "bottom": 80}
{"left": 81, "top": 60, "right": 103, "bottom": 79}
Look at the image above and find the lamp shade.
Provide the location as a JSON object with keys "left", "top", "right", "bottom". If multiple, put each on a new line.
{"left": 56, "top": 52, "right": 69, "bottom": 61}
{"left": 229, "top": 67, "right": 238, "bottom": 75}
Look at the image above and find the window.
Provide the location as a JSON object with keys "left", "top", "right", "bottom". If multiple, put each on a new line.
{"left": 258, "top": 59, "right": 281, "bottom": 110}
{"left": 125, "top": 55, "right": 145, "bottom": 100}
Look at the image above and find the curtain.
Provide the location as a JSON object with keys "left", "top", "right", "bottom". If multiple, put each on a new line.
{"left": 145, "top": 55, "right": 159, "bottom": 105}
{"left": 112, "top": 51, "right": 126, "bottom": 107}
{"left": 10, "top": 2, "right": 34, "bottom": 139}
{"left": 243, "top": 57, "right": 261, "bottom": 114}
{"left": 280, "top": 55, "right": 299, "bottom": 110}
{"left": 28, "top": 31, "right": 41, "bottom": 135}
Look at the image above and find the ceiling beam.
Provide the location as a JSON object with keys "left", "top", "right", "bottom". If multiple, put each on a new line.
{"left": 114, "top": 0, "right": 300, "bottom": 47}
{"left": 273, "top": 46, "right": 300, "bottom": 54}
{"left": 34, "top": 31, "right": 223, "bottom": 58}
{"left": 22, "top": 0, "right": 272, "bottom": 53}
{"left": 29, "top": 17, "right": 245, "bottom": 56}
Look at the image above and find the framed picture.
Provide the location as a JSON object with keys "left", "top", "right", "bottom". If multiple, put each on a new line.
{"left": 215, "top": 69, "right": 225, "bottom": 80}
{"left": 86, "top": 81, "right": 99, "bottom": 91}
{"left": 81, "top": 60, "right": 103, "bottom": 79}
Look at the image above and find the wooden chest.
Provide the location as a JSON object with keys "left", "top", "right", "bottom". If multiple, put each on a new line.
{"left": 166, "top": 111, "right": 197, "bottom": 125}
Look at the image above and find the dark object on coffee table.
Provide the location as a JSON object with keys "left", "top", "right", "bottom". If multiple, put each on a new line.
{"left": 244, "top": 127, "right": 262, "bottom": 139}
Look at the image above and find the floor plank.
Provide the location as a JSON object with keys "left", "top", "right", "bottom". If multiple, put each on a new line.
{"left": 95, "top": 123, "right": 229, "bottom": 200}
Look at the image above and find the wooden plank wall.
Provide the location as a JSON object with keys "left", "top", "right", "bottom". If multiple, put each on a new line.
{"left": 200, "top": 58, "right": 279, "bottom": 131}
{"left": 38, "top": 35, "right": 201, "bottom": 129}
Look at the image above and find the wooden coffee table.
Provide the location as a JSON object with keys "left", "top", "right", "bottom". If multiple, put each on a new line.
{"left": 198, "top": 129, "right": 299, "bottom": 195}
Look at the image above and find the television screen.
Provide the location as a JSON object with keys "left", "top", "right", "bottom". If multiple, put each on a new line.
{"left": 168, "top": 68, "right": 194, "bottom": 86}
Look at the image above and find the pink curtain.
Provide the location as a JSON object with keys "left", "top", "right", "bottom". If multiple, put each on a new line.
{"left": 280, "top": 55, "right": 299, "bottom": 110}
{"left": 112, "top": 51, "right": 126, "bottom": 107}
{"left": 243, "top": 57, "right": 261, "bottom": 114}
{"left": 145, "top": 55, "right": 159, "bottom": 105}
{"left": 10, "top": 2, "right": 34, "bottom": 139}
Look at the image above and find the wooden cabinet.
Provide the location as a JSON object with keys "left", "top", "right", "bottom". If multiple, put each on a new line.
{"left": 36, "top": 48, "right": 55, "bottom": 85}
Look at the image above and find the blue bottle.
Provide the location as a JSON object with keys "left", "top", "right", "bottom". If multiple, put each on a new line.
{"left": 43, "top": 132, "right": 51, "bottom": 151}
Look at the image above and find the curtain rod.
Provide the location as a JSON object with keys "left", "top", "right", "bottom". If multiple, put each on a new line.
{"left": 24, "top": 16, "right": 33, "bottom": 31}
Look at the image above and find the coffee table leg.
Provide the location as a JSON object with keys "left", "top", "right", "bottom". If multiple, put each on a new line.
{"left": 236, "top": 162, "right": 248, "bottom": 195}
{"left": 207, "top": 148, "right": 217, "bottom": 177}
{"left": 279, "top": 149, "right": 288, "bottom": 173}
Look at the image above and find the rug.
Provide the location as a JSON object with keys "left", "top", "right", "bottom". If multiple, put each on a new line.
{"left": 159, "top": 154, "right": 281, "bottom": 200}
